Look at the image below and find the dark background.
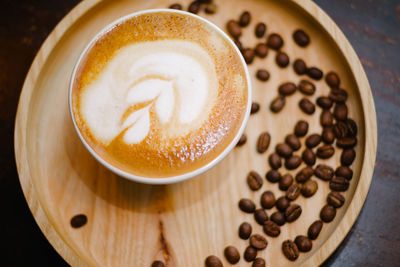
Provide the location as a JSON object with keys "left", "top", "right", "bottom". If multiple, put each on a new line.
{"left": 0, "top": 0, "right": 399, "bottom": 266}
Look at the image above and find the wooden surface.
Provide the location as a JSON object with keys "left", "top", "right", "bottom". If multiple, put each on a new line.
{"left": 1, "top": 0, "right": 396, "bottom": 267}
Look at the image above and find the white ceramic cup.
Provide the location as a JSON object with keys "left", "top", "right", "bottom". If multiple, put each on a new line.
{"left": 69, "top": 9, "right": 252, "bottom": 184}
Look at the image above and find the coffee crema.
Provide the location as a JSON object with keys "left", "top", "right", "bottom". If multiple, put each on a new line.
{"left": 71, "top": 12, "right": 248, "bottom": 177}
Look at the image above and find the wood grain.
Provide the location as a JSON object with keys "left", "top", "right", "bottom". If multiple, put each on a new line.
{"left": 14, "top": 0, "right": 377, "bottom": 266}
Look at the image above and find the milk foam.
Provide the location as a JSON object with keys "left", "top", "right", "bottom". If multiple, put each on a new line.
{"left": 80, "top": 40, "right": 218, "bottom": 145}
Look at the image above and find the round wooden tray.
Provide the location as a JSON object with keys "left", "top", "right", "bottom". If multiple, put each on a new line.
{"left": 14, "top": 0, "right": 377, "bottom": 266}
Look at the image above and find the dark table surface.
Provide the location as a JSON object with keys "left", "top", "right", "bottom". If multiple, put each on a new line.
{"left": 1, "top": 0, "right": 399, "bottom": 266}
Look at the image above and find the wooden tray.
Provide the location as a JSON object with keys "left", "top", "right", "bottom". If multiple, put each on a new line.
{"left": 14, "top": 0, "right": 377, "bottom": 266}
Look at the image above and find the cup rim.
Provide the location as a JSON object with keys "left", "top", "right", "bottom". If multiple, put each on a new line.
{"left": 69, "top": 8, "right": 252, "bottom": 184}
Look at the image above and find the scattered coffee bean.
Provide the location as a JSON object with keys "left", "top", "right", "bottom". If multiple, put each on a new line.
{"left": 335, "top": 166, "right": 353, "bottom": 180}
{"left": 70, "top": 214, "right": 87, "bottom": 228}
{"left": 279, "top": 174, "right": 293, "bottom": 190}
{"left": 254, "top": 209, "right": 269, "bottom": 225}
{"left": 234, "top": 39, "right": 243, "bottom": 51}
{"left": 278, "top": 82, "right": 297, "bottom": 96}
{"left": 204, "top": 3, "right": 217, "bottom": 14}
{"left": 239, "top": 222, "right": 252, "bottom": 240}
{"left": 306, "top": 67, "right": 323, "bottom": 80}
{"left": 325, "top": 71, "right": 340, "bottom": 88}
{"left": 263, "top": 220, "right": 281, "bottom": 237}
{"left": 255, "top": 22, "right": 266, "bottom": 38}
{"left": 320, "top": 204, "right": 336, "bottom": 222}
{"left": 285, "top": 134, "right": 301, "bottom": 151}
{"left": 285, "top": 204, "right": 302, "bottom": 222}
{"left": 270, "top": 95, "right": 286, "bottom": 113}
{"left": 267, "top": 33, "right": 284, "bottom": 50}
{"left": 282, "top": 240, "right": 299, "bottom": 261}
{"left": 346, "top": 118, "right": 358, "bottom": 137}
{"left": 299, "top": 98, "right": 315, "bottom": 114}
{"left": 302, "top": 148, "right": 316, "bottom": 166}
{"left": 247, "top": 171, "right": 263, "bottom": 191}
{"left": 276, "top": 143, "right": 293, "bottom": 158}
{"left": 251, "top": 102, "right": 260, "bottom": 114}
{"left": 329, "top": 176, "right": 350, "bottom": 192}
{"left": 329, "top": 88, "right": 348, "bottom": 103}
{"left": 236, "top": 134, "right": 247, "bottom": 147}
{"left": 314, "top": 164, "right": 334, "bottom": 181}
{"left": 257, "top": 132, "right": 271, "bottom": 153}
{"left": 256, "top": 69, "right": 270, "bottom": 81}
{"left": 334, "top": 103, "right": 348, "bottom": 121}
{"left": 294, "top": 120, "right": 309, "bottom": 137}
{"left": 295, "top": 166, "right": 314, "bottom": 183}
{"left": 260, "top": 190, "right": 276, "bottom": 209}
{"left": 286, "top": 184, "right": 301, "bottom": 201}
{"left": 205, "top": 255, "right": 223, "bottom": 267}
{"left": 293, "top": 59, "right": 307, "bottom": 75}
{"left": 341, "top": 148, "right": 356, "bottom": 166}
{"left": 169, "top": 3, "right": 182, "bottom": 10}
{"left": 252, "top": 258, "right": 266, "bottom": 267}
{"left": 322, "top": 127, "right": 335, "bottom": 144}
{"left": 239, "top": 198, "right": 256, "bottom": 213}
{"left": 285, "top": 155, "right": 302, "bottom": 170}
{"left": 301, "top": 179, "right": 318, "bottom": 197}
{"left": 242, "top": 48, "right": 255, "bottom": 64}
{"left": 294, "top": 235, "right": 312, "bottom": 252}
{"left": 276, "top": 196, "right": 290, "bottom": 212}
{"left": 250, "top": 234, "right": 268, "bottom": 250}
{"left": 333, "top": 121, "right": 348, "bottom": 139}
{"left": 255, "top": 43, "right": 268, "bottom": 58}
{"left": 336, "top": 137, "right": 357, "bottom": 148}
{"left": 276, "top": 52, "right": 290, "bottom": 68}
{"left": 151, "top": 260, "right": 165, "bottom": 267}
{"left": 298, "top": 80, "right": 315, "bottom": 95}
{"left": 188, "top": 1, "right": 201, "bottom": 13}
{"left": 224, "top": 246, "right": 240, "bottom": 264}
{"left": 269, "top": 153, "right": 282, "bottom": 170}
{"left": 239, "top": 11, "right": 251, "bottom": 27}
{"left": 308, "top": 220, "right": 323, "bottom": 240}
{"left": 317, "top": 96, "right": 333, "bottom": 109}
{"left": 316, "top": 144, "right": 335, "bottom": 159}
{"left": 244, "top": 246, "right": 257, "bottom": 262}
{"left": 293, "top": 29, "right": 310, "bottom": 47}
{"left": 266, "top": 169, "right": 282, "bottom": 183}
{"left": 270, "top": 211, "right": 286, "bottom": 226}
{"left": 306, "top": 134, "right": 322, "bottom": 148}
{"left": 327, "top": 191, "right": 345, "bottom": 208}
{"left": 226, "top": 20, "right": 241, "bottom": 38}
{"left": 320, "top": 110, "right": 334, "bottom": 127}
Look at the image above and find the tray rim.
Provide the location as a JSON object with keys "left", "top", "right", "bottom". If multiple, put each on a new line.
{"left": 14, "top": 0, "right": 377, "bottom": 266}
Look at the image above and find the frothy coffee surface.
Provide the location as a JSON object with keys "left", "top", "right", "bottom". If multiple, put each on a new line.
{"left": 72, "top": 12, "right": 248, "bottom": 177}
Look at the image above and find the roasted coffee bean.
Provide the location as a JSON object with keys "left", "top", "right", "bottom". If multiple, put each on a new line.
{"left": 224, "top": 246, "right": 240, "bottom": 264}
{"left": 239, "top": 11, "right": 251, "bottom": 27}
{"left": 256, "top": 69, "right": 270, "bottom": 81}
{"left": 247, "top": 171, "right": 263, "bottom": 190}
{"left": 255, "top": 22, "right": 266, "bottom": 38}
{"left": 286, "top": 184, "right": 301, "bottom": 201}
{"left": 226, "top": 20, "right": 241, "bottom": 38}
{"left": 204, "top": 3, "right": 217, "bottom": 14}
{"left": 325, "top": 71, "right": 340, "bottom": 88}
{"left": 205, "top": 255, "right": 223, "bottom": 267}
{"left": 239, "top": 222, "right": 252, "bottom": 239}
{"left": 169, "top": 3, "right": 182, "bottom": 10}
{"left": 70, "top": 214, "right": 87, "bottom": 228}
{"left": 334, "top": 103, "right": 348, "bottom": 121}
{"left": 257, "top": 132, "right": 271, "bottom": 153}
{"left": 151, "top": 260, "right": 165, "bottom": 267}
{"left": 252, "top": 258, "right": 266, "bottom": 267}
{"left": 320, "top": 110, "right": 333, "bottom": 126}
{"left": 244, "top": 246, "right": 257, "bottom": 262}
{"left": 346, "top": 119, "right": 358, "bottom": 137}
{"left": 294, "top": 235, "right": 312, "bottom": 252}
{"left": 278, "top": 82, "right": 297, "bottom": 96}
{"left": 269, "top": 153, "right": 282, "bottom": 170}
{"left": 314, "top": 164, "right": 334, "bottom": 181}
{"left": 279, "top": 174, "right": 293, "bottom": 190}
{"left": 270, "top": 95, "right": 286, "bottom": 112}
{"left": 285, "top": 204, "right": 302, "bottom": 222}
{"left": 234, "top": 39, "right": 243, "bottom": 51}
{"left": 320, "top": 204, "right": 336, "bottom": 222}
{"left": 260, "top": 191, "right": 276, "bottom": 209}
{"left": 333, "top": 121, "right": 348, "bottom": 139}
{"left": 250, "top": 234, "right": 268, "bottom": 250}
{"left": 188, "top": 1, "right": 201, "bottom": 13}
{"left": 243, "top": 48, "right": 255, "bottom": 64}
{"left": 327, "top": 191, "right": 345, "bottom": 208}
{"left": 322, "top": 127, "right": 335, "bottom": 144}
{"left": 266, "top": 170, "right": 282, "bottom": 183}
{"left": 236, "top": 134, "right": 247, "bottom": 147}
{"left": 307, "top": 67, "right": 323, "bottom": 80}
{"left": 302, "top": 148, "right": 316, "bottom": 166}
{"left": 329, "top": 88, "right": 348, "bottom": 103}
{"left": 270, "top": 211, "right": 286, "bottom": 226}
{"left": 285, "top": 155, "right": 302, "bottom": 170}
{"left": 251, "top": 102, "right": 260, "bottom": 114}
{"left": 293, "top": 29, "right": 310, "bottom": 47}
{"left": 335, "top": 166, "right": 353, "bottom": 180}
{"left": 306, "top": 134, "right": 321, "bottom": 148}
{"left": 336, "top": 137, "right": 357, "bottom": 148}
{"left": 316, "top": 145, "right": 335, "bottom": 159}
{"left": 308, "top": 220, "right": 323, "bottom": 240}
{"left": 293, "top": 59, "right": 307, "bottom": 75}
{"left": 276, "top": 143, "right": 293, "bottom": 158}
{"left": 263, "top": 220, "right": 281, "bottom": 237}
{"left": 317, "top": 96, "right": 333, "bottom": 109}
{"left": 295, "top": 166, "right": 314, "bottom": 183}
{"left": 282, "top": 240, "right": 299, "bottom": 261}
{"left": 276, "top": 196, "right": 290, "bottom": 212}
{"left": 329, "top": 176, "right": 350, "bottom": 192}
{"left": 301, "top": 179, "right": 318, "bottom": 197}
{"left": 294, "top": 120, "right": 309, "bottom": 137}
{"left": 285, "top": 134, "right": 301, "bottom": 151}
{"left": 298, "top": 80, "right": 315, "bottom": 95}
{"left": 239, "top": 198, "right": 256, "bottom": 213}
{"left": 267, "top": 33, "right": 284, "bottom": 50}
{"left": 255, "top": 43, "right": 268, "bottom": 58}
{"left": 299, "top": 98, "right": 315, "bottom": 114}
{"left": 341, "top": 148, "right": 356, "bottom": 166}
{"left": 276, "top": 52, "right": 290, "bottom": 67}
{"left": 254, "top": 209, "right": 269, "bottom": 225}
